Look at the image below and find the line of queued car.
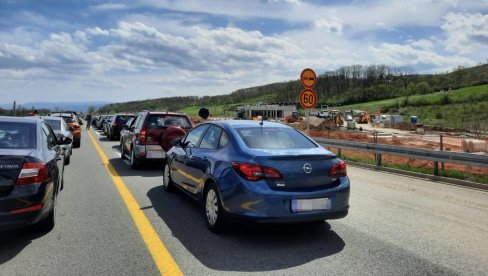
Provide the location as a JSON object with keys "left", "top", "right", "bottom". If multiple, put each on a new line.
{"left": 0, "top": 112, "right": 82, "bottom": 232}
{"left": 93, "top": 110, "right": 351, "bottom": 233}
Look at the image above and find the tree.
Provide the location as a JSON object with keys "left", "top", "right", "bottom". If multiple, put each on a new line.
{"left": 88, "top": 106, "right": 96, "bottom": 113}
{"left": 406, "top": 82, "right": 416, "bottom": 95}
{"left": 415, "top": 81, "right": 431, "bottom": 94}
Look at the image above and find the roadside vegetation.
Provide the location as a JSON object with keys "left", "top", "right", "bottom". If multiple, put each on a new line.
{"left": 341, "top": 84, "right": 488, "bottom": 132}
{"left": 336, "top": 153, "right": 488, "bottom": 184}
{"left": 95, "top": 63, "right": 488, "bottom": 130}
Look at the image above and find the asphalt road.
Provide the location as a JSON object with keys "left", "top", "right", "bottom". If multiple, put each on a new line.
{"left": 1, "top": 128, "right": 487, "bottom": 275}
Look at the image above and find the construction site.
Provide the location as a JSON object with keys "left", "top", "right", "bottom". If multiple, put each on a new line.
{"left": 226, "top": 104, "right": 488, "bottom": 180}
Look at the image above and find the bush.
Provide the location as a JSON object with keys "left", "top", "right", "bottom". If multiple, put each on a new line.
{"left": 440, "top": 94, "right": 451, "bottom": 105}
{"left": 415, "top": 81, "right": 431, "bottom": 94}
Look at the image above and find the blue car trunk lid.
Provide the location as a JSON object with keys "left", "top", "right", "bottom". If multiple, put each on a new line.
{"left": 255, "top": 155, "right": 342, "bottom": 191}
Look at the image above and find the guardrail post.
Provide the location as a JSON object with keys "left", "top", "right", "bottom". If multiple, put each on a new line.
{"left": 440, "top": 134, "right": 444, "bottom": 171}
{"left": 338, "top": 148, "right": 342, "bottom": 158}
{"left": 373, "top": 132, "right": 381, "bottom": 166}
{"left": 434, "top": 161, "right": 439, "bottom": 176}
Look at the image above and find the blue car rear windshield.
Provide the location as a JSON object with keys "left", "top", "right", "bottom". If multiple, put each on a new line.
{"left": 0, "top": 122, "right": 36, "bottom": 149}
{"left": 236, "top": 127, "right": 317, "bottom": 149}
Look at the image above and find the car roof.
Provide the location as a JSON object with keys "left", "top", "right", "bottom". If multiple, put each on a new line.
{"left": 143, "top": 111, "right": 188, "bottom": 116}
{"left": 39, "top": 116, "right": 63, "bottom": 121}
{"left": 208, "top": 120, "right": 288, "bottom": 129}
{"left": 0, "top": 116, "right": 40, "bottom": 124}
{"left": 49, "top": 112, "right": 77, "bottom": 117}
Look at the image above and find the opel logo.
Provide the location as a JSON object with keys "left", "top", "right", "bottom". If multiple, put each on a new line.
{"left": 303, "top": 163, "right": 312, "bottom": 174}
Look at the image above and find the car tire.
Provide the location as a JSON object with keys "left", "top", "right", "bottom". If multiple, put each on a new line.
{"left": 204, "top": 182, "right": 228, "bottom": 233}
{"left": 162, "top": 161, "right": 175, "bottom": 192}
{"left": 34, "top": 195, "right": 56, "bottom": 232}
{"left": 130, "top": 148, "right": 139, "bottom": 170}
{"left": 121, "top": 145, "right": 126, "bottom": 160}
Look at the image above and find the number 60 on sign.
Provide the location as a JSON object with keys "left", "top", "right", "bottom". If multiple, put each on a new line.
{"left": 299, "top": 88, "right": 317, "bottom": 109}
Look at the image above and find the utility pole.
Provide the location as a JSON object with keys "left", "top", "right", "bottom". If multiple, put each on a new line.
{"left": 13, "top": 101, "right": 16, "bottom": 116}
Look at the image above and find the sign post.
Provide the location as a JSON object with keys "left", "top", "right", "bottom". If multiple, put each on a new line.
{"left": 299, "top": 68, "right": 318, "bottom": 132}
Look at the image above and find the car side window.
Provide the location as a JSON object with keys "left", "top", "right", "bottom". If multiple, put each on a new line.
{"left": 183, "top": 125, "right": 208, "bottom": 148}
{"left": 219, "top": 131, "right": 229, "bottom": 148}
{"left": 61, "top": 120, "right": 69, "bottom": 132}
{"left": 126, "top": 118, "right": 134, "bottom": 128}
{"left": 133, "top": 114, "right": 143, "bottom": 130}
{"left": 200, "top": 126, "right": 223, "bottom": 150}
{"left": 41, "top": 123, "right": 57, "bottom": 149}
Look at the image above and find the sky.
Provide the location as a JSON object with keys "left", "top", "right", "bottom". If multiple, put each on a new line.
{"left": 0, "top": 0, "right": 487, "bottom": 105}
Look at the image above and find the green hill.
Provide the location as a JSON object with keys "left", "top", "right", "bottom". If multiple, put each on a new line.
{"left": 340, "top": 84, "right": 488, "bottom": 131}
{"left": 97, "top": 63, "right": 488, "bottom": 131}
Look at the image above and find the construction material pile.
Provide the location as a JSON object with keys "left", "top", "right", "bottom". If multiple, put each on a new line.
{"left": 287, "top": 117, "right": 339, "bottom": 131}
{"left": 462, "top": 139, "right": 488, "bottom": 153}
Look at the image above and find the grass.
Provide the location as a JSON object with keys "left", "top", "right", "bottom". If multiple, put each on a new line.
{"left": 339, "top": 84, "right": 488, "bottom": 130}
{"left": 181, "top": 105, "right": 229, "bottom": 116}
{"left": 181, "top": 94, "right": 277, "bottom": 116}
{"left": 342, "top": 84, "right": 488, "bottom": 111}
{"left": 338, "top": 153, "right": 488, "bottom": 184}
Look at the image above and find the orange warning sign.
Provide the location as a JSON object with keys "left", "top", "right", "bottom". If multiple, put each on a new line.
{"left": 299, "top": 88, "right": 317, "bottom": 109}
{"left": 300, "top": 68, "right": 317, "bottom": 88}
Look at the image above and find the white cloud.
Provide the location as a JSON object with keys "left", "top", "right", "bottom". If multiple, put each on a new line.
{"left": 314, "top": 17, "right": 343, "bottom": 34}
{"left": 442, "top": 12, "right": 488, "bottom": 53}
{"left": 267, "top": 0, "right": 301, "bottom": 4}
{"left": 1, "top": 1, "right": 487, "bottom": 104}
{"left": 89, "top": 3, "right": 128, "bottom": 11}
{"left": 408, "top": 39, "right": 434, "bottom": 50}
{"left": 369, "top": 40, "right": 474, "bottom": 71}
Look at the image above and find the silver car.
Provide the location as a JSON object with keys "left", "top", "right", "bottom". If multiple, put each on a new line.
{"left": 40, "top": 116, "right": 73, "bottom": 165}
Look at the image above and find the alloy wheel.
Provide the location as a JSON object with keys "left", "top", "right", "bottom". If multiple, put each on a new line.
{"left": 163, "top": 164, "right": 170, "bottom": 188}
{"left": 206, "top": 189, "right": 218, "bottom": 226}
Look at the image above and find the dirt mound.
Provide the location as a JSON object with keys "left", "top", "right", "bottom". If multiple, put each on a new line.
{"left": 288, "top": 118, "right": 339, "bottom": 131}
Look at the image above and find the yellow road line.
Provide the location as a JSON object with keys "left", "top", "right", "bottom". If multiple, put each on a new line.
{"left": 87, "top": 131, "right": 183, "bottom": 276}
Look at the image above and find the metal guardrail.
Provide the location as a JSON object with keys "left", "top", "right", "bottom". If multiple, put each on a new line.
{"left": 314, "top": 137, "right": 488, "bottom": 168}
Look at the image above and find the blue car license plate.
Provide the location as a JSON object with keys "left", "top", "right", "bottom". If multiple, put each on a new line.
{"left": 291, "top": 198, "right": 331, "bottom": 212}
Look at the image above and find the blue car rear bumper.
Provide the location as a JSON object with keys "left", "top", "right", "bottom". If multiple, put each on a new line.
{"left": 219, "top": 176, "right": 350, "bottom": 224}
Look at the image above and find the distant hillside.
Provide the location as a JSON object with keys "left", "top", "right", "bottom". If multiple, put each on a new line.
{"left": 97, "top": 63, "right": 488, "bottom": 116}
{"left": 0, "top": 101, "right": 109, "bottom": 112}
{"left": 341, "top": 84, "right": 488, "bottom": 132}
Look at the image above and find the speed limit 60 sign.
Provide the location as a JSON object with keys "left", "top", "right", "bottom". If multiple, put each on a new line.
{"left": 299, "top": 88, "right": 317, "bottom": 109}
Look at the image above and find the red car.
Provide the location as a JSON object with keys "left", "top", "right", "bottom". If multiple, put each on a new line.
{"left": 120, "top": 111, "right": 193, "bottom": 169}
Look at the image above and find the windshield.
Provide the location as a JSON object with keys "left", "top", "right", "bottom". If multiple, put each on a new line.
{"left": 147, "top": 115, "right": 192, "bottom": 129}
{"left": 61, "top": 116, "right": 76, "bottom": 123}
{"left": 116, "top": 115, "right": 135, "bottom": 124}
{"left": 236, "top": 127, "right": 317, "bottom": 149}
{"left": 44, "top": 119, "right": 61, "bottom": 130}
{"left": 0, "top": 122, "right": 36, "bottom": 149}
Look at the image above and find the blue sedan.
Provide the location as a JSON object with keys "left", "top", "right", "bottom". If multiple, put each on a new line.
{"left": 163, "top": 120, "right": 350, "bottom": 232}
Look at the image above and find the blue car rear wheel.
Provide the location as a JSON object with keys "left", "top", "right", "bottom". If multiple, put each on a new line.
{"left": 204, "top": 183, "right": 227, "bottom": 233}
{"left": 163, "top": 162, "right": 175, "bottom": 192}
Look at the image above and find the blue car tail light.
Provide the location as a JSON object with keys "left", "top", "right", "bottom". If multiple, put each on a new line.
{"left": 231, "top": 162, "right": 283, "bottom": 181}
{"left": 328, "top": 161, "right": 347, "bottom": 177}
